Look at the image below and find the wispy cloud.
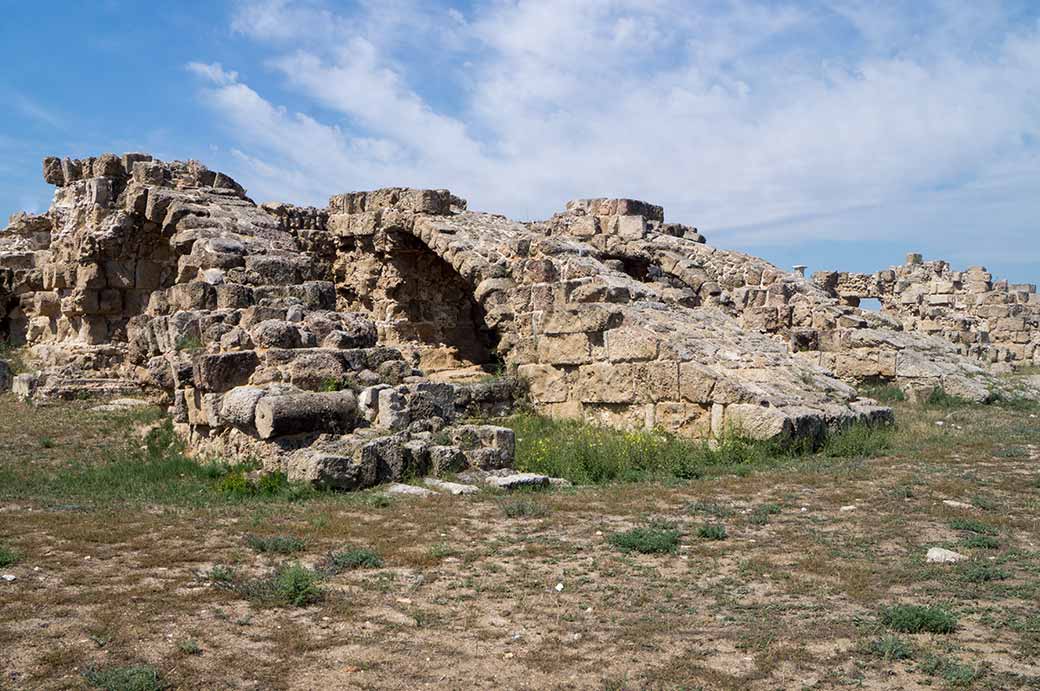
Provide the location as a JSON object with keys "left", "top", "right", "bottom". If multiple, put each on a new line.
{"left": 11, "top": 93, "right": 64, "bottom": 130}
{"left": 186, "top": 0, "right": 1040, "bottom": 274}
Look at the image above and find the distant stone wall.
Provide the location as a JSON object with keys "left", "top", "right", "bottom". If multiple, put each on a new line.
{"left": 813, "top": 253, "right": 1040, "bottom": 368}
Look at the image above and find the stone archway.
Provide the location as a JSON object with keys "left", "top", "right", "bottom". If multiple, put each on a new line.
{"left": 332, "top": 228, "right": 501, "bottom": 380}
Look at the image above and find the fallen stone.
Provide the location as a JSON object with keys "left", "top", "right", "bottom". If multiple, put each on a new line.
{"left": 423, "top": 477, "right": 480, "bottom": 495}
{"left": 485, "top": 473, "right": 551, "bottom": 490}
{"left": 385, "top": 483, "right": 436, "bottom": 497}
{"left": 1, "top": 574, "right": 15, "bottom": 582}
{"left": 942, "top": 499, "right": 974, "bottom": 510}
{"left": 926, "top": 547, "right": 967, "bottom": 564}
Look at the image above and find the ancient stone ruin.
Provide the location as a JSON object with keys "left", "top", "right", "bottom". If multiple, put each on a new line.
{"left": 1, "top": 153, "right": 1036, "bottom": 489}
{"left": 813, "top": 254, "right": 1039, "bottom": 369}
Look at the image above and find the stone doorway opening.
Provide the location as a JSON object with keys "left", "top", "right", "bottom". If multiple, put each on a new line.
{"left": 334, "top": 231, "right": 501, "bottom": 381}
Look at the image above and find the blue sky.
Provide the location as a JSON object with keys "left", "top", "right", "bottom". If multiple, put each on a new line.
{"left": 2, "top": 1, "right": 1039, "bottom": 283}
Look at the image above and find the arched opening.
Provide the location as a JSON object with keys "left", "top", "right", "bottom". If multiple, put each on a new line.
{"left": 333, "top": 230, "right": 501, "bottom": 381}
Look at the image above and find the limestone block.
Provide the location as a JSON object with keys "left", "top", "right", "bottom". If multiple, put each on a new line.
{"left": 605, "top": 327, "right": 659, "bottom": 362}
{"left": 615, "top": 215, "right": 647, "bottom": 240}
{"left": 193, "top": 351, "right": 259, "bottom": 392}
{"left": 536, "top": 333, "right": 591, "bottom": 365}
{"left": 576, "top": 362, "right": 635, "bottom": 403}
{"left": 516, "top": 363, "right": 569, "bottom": 403}
{"left": 679, "top": 362, "right": 717, "bottom": 403}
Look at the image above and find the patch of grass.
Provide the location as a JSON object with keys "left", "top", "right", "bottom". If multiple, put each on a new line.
{"left": 963, "top": 534, "right": 1000, "bottom": 550}
{"left": 39, "top": 435, "right": 55, "bottom": 449}
{"left": 867, "top": 635, "right": 913, "bottom": 660}
{"left": 958, "top": 562, "right": 1009, "bottom": 583}
{"left": 608, "top": 526, "right": 681, "bottom": 554}
{"left": 216, "top": 469, "right": 315, "bottom": 502}
{"left": 320, "top": 547, "right": 383, "bottom": 574}
{"left": 177, "top": 639, "right": 202, "bottom": 656}
{"left": 697, "top": 523, "right": 728, "bottom": 541}
{"left": 918, "top": 655, "right": 980, "bottom": 686}
{"left": 245, "top": 534, "right": 306, "bottom": 555}
{"left": 0, "top": 340, "right": 29, "bottom": 373}
{"left": 949, "top": 518, "right": 996, "bottom": 535}
{"left": 231, "top": 562, "right": 324, "bottom": 608}
{"left": 505, "top": 413, "right": 892, "bottom": 486}
{"left": 924, "top": 387, "right": 973, "bottom": 409}
{"left": 749, "top": 503, "right": 782, "bottom": 525}
{"left": 995, "top": 446, "right": 1028, "bottom": 458}
{"left": 82, "top": 665, "right": 167, "bottom": 691}
{"left": 970, "top": 494, "right": 998, "bottom": 511}
{"left": 880, "top": 604, "right": 957, "bottom": 634}
{"left": 502, "top": 498, "right": 550, "bottom": 518}
{"left": 428, "top": 543, "right": 460, "bottom": 560}
{"left": 0, "top": 543, "right": 21, "bottom": 567}
{"left": 820, "top": 422, "right": 891, "bottom": 458}
{"left": 0, "top": 418, "right": 316, "bottom": 507}
{"left": 861, "top": 384, "right": 906, "bottom": 403}
{"left": 687, "top": 500, "right": 733, "bottom": 518}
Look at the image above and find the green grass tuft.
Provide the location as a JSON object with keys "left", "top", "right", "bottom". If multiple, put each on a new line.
{"left": 83, "top": 664, "right": 167, "bottom": 691}
{"left": 918, "top": 655, "right": 980, "bottom": 686}
{"left": 867, "top": 635, "right": 913, "bottom": 660}
{"left": 749, "top": 503, "right": 782, "bottom": 525}
{"left": 502, "top": 498, "right": 550, "bottom": 518}
{"left": 880, "top": 604, "right": 957, "bottom": 634}
{"left": 924, "top": 387, "right": 973, "bottom": 409}
{"left": 958, "top": 562, "right": 1009, "bottom": 583}
{"left": 0, "top": 544, "right": 21, "bottom": 567}
{"left": 608, "top": 526, "right": 680, "bottom": 554}
{"left": 962, "top": 534, "right": 1000, "bottom": 550}
{"left": 177, "top": 639, "right": 202, "bottom": 656}
{"left": 697, "top": 523, "right": 728, "bottom": 541}
{"left": 949, "top": 518, "right": 996, "bottom": 535}
{"left": 245, "top": 534, "right": 306, "bottom": 555}
{"left": 320, "top": 547, "right": 383, "bottom": 574}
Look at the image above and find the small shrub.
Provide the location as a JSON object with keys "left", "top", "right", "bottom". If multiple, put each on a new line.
{"left": 502, "top": 498, "right": 549, "bottom": 518}
{"left": 320, "top": 547, "right": 383, "bottom": 574}
{"left": 697, "top": 523, "right": 728, "bottom": 541}
{"left": 270, "top": 563, "right": 324, "bottom": 607}
{"left": 205, "top": 565, "right": 235, "bottom": 583}
{"left": 918, "top": 655, "right": 980, "bottom": 686}
{"left": 995, "top": 446, "right": 1027, "bottom": 458}
{"left": 868, "top": 635, "right": 913, "bottom": 660}
{"left": 749, "top": 503, "right": 781, "bottom": 525}
{"left": 949, "top": 518, "right": 996, "bottom": 535}
{"left": 319, "top": 378, "right": 344, "bottom": 392}
{"left": 177, "top": 639, "right": 202, "bottom": 656}
{"left": 880, "top": 604, "right": 957, "bottom": 634}
{"left": 958, "top": 562, "right": 1009, "bottom": 583}
{"left": 608, "top": 526, "right": 681, "bottom": 554}
{"left": 39, "top": 436, "right": 55, "bottom": 449}
{"left": 0, "top": 544, "right": 21, "bottom": 567}
{"left": 245, "top": 534, "right": 306, "bottom": 555}
{"left": 83, "top": 664, "right": 166, "bottom": 691}
{"left": 963, "top": 534, "right": 999, "bottom": 550}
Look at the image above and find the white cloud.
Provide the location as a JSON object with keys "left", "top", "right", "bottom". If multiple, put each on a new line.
{"left": 186, "top": 62, "right": 240, "bottom": 86}
{"left": 188, "top": 0, "right": 1040, "bottom": 276}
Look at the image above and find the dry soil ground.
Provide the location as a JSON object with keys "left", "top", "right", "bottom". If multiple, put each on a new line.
{"left": 0, "top": 390, "right": 1038, "bottom": 690}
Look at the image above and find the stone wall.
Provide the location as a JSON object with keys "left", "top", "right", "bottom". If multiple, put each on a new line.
{"left": 813, "top": 254, "right": 1040, "bottom": 369}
